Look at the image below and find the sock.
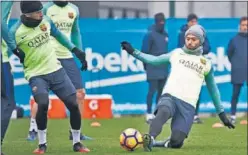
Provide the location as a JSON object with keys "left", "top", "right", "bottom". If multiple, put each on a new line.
{"left": 71, "top": 129, "right": 80, "bottom": 145}
{"left": 164, "top": 140, "right": 170, "bottom": 148}
{"left": 194, "top": 115, "right": 199, "bottom": 119}
{"left": 231, "top": 115, "right": 236, "bottom": 119}
{"left": 151, "top": 136, "right": 155, "bottom": 145}
{"left": 29, "top": 118, "right": 38, "bottom": 132}
{"left": 38, "top": 129, "right": 47, "bottom": 145}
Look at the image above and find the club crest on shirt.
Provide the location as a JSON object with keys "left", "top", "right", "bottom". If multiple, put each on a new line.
{"left": 39, "top": 24, "right": 47, "bottom": 31}
{"left": 200, "top": 58, "right": 206, "bottom": 65}
{"left": 68, "top": 12, "right": 74, "bottom": 19}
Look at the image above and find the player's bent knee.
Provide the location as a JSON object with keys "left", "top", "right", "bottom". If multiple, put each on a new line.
{"left": 170, "top": 130, "right": 187, "bottom": 149}
{"left": 76, "top": 89, "right": 85, "bottom": 101}
{"left": 64, "top": 93, "right": 79, "bottom": 111}
{"left": 154, "top": 104, "right": 170, "bottom": 116}
{"left": 170, "top": 139, "right": 184, "bottom": 148}
{"left": 34, "top": 93, "right": 49, "bottom": 112}
{"left": 159, "top": 105, "right": 170, "bottom": 113}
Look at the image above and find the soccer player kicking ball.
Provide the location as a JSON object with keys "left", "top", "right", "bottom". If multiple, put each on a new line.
{"left": 11, "top": 1, "right": 89, "bottom": 154}
{"left": 27, "top": 0, "right": 92, "bottom": 141}
{"left": 121, "top": 24, "right": 235, "bottom": 151}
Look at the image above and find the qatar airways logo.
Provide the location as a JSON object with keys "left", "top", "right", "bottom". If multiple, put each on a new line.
{"left": 54, "top": 22, "right": 72, "bottom": 33}
{"left": 27, "top": 33, "right": 49, "bottom": 48}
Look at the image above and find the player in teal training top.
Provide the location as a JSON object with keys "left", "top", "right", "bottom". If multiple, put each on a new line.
{"left": 27, "top": 0, "right": 92, "bottom": 142}
{"left": 121, "top": 25, "right": 234, "bottom": 152}
{"left": 10, "top": 1, "right": 90, "bottom": 154}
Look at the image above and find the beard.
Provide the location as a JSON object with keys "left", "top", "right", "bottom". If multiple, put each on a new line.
{"left": 186, "top": 44, "right": 198, "bottom": 50}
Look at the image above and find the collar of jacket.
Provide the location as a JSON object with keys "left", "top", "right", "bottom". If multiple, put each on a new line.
{"left": 150, "top": 24, "right": 166, "bottom": 34}
{"left": 238, "top": 32, "right": 248, "bottom": 37}
{"left": 21, "top": 15, "right": 42, "bottom": 28}
{"left": 53, "top": 1, "right": 68, "bottom": 7}
{"left": 182, "top": 45, "right": 203, "bottom": 56}
{"left": 180, "top": 24, "right": 189, "bottom": 33}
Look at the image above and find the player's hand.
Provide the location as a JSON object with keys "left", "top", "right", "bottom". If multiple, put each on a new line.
{"left": 13, "top": 48, "right": 25, "bottom": 64}
{"left": 72, "top": 47, "right": 87, "bottom": 71}
{"left": 121, "top": 41, "right": 135, "bottom": 54}
{"left": 218, "top": 112, "right": 235, "bottom": 129}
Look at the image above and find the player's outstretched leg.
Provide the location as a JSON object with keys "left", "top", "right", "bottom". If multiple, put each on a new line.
{"left": 51, "top": 68, "right": 90, "bottom": 152}
{"left": 69, "top": 89, "right": 92, "bottom": 141}
{"left": 153, "top": 97, "right": 194, "bottom": 149}
{"left": 58, "top": 58, "right": 92, "bottom": 141}
{"left": 27, "top": 103, "right": 38, "bottom": 141}
{"left": 143, "top": 106, "right": 171, "bottom": 151}
{"left": 32, "top": 94, "right": 49, "bottom": 154}
{"left": 62, "top": 93, "right": 90, "bottom": 153}
{"left": 143, "top": 95, "right": 174, "bottom": 152}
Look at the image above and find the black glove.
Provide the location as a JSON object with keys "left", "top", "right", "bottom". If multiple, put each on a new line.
{"left": 80, "top": 60, "right": 88, "bottom": 71}
{"left": 71, "top": 47, "right": 87, "bottom": 71}
{"left": 219, "top": 112, "right": 235, "bottom": 129}
{"left": 12, "top": 48, "right": 25, "bottom": 64}
{"left": 121, "top": 41, "right": 135, "bottom": 54}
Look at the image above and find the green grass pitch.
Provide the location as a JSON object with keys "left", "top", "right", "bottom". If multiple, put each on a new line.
{"left": 2, "top": 116, "right": 247, "bottom": 155}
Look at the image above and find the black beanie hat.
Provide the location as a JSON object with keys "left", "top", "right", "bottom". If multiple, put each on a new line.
{"left": 154, "top": 12, "right": 165, "bottom": 23}
{"left": 187, "top": 13, "right": 198, "bottom": 22}
{"left": 20, "top": 1, "right": 43, "bottom": 14}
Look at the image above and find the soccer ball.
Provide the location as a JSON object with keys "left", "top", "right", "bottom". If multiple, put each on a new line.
{"left": 119, "top": 128, "right": 143, "bottom": 151}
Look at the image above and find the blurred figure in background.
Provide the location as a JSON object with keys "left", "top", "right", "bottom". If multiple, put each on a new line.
{"left": 141, "top": 13, "right": 169, "bottom": 123}
{"left": 227, "top": 16, "right": 248, "bottom": 124}
{"left": 178, "top": 13, "right": 211, "bottom": 124}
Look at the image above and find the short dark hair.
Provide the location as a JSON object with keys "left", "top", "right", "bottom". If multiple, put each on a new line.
{"left": 154, "top": 12, "right": 165, "bottom": 23}
{"left": 240, "top": 16, "right": 248, "bottom": 24}
{"left": 187, "top": 13, "right": 198, "bottom": 22}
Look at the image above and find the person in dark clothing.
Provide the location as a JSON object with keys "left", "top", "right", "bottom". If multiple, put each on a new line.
{"left": 1, "top": 2, "right": 17, "bottom": 155}
{"left": 227, "top": 16, "right": 248, "bottom": 124}
{"left": 178, "top": 14, "right": 211, "bottom": 55}
{"left": 141, "top": 13, "right": 169, "bottom": 123}
{"left": 177, "top": 13, "right": 211, "bottom": 124}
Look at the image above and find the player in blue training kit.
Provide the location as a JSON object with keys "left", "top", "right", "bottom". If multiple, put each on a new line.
{"left": 27, "top": 0, "right": 92, "bottom": 142}
{"left": 121, "top": 25, "right": 234, "bottom": 151}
